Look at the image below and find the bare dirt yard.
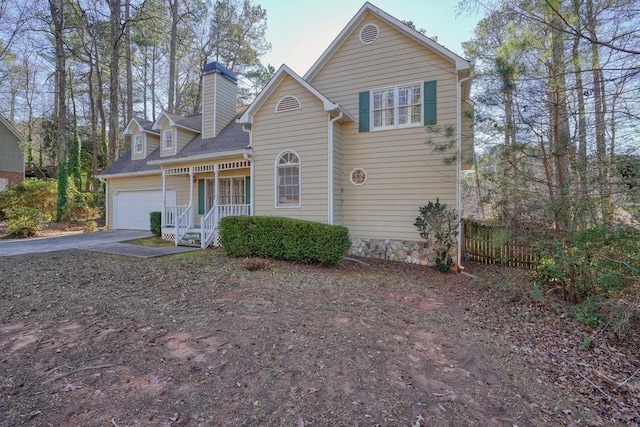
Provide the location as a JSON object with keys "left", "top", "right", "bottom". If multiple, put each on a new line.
{"left": 0, "top": 247, "right": 638, "bottom": 426}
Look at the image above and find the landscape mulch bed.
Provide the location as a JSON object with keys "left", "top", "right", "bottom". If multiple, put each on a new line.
{"left": 0, "top": 249, "right": 638, "bottom": 426}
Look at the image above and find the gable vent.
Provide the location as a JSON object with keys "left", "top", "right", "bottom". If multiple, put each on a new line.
{"left": 276, "top": 95, "right": 301, "bottom": 113}
{"left": 359, "top": 24, "right": 379, "bottom": 44}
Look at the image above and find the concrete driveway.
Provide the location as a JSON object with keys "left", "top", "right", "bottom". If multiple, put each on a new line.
{"left": 0, "top": 230, "right": 154, "bottom": 257}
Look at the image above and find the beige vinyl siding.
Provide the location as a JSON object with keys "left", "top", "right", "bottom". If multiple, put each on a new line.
{"left": 176, "top": 129, "right": 197, "bottom": 153}
{"left": 146, "top": 134, "right": 160, "bottom": 155}
{"left": 202, "top": 73, "right": 237, "bottom": 139}
{"left": 202, "top": 73, "right": 214, "bottom": 138}
{"left": 332, "top": 121, "right": 343, "bottom": 225}
{"left": 461, "top": 100, "right": 474, "bottom": 170}
{"left": 105, "top": 174, "right": 162, "bottom": 229}
{"left": 214, "top": 76, "right": 237, "bottom": 136}
{"left": 309, "top": 12, "right": 459, "bottom": 241}
{"left": 252, "top": 75, "right": 329, "bottom": 223}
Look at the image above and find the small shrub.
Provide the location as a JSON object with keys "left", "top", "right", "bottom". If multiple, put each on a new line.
{"left": 219, "top": 216, "right": 351, "bottom": 266}
{"left": 5, "top": 206, "right": 43, "bottom": 238}
{"left": 0, "top": 178, "right": 58, "bottom": 220}
{"left": 150, "top": 211, "right": 161, "bottom": 235}
{"left": 414, "top": 198, "right": 459, "bottom": 273}
{"left": 84, "top": 220, "right": 97, "bottom": 232}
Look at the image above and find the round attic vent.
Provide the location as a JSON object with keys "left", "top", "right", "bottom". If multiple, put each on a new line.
{"left": 359, "top": 24, "right": 379, "bottom": 45}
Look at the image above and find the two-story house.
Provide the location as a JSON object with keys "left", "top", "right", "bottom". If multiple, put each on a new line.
{"left": 98, "top": 2, "right": 474, "bottom": 265}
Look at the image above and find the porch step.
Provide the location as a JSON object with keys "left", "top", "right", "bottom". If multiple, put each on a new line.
{"left": 178, "top": 230, "right": 201, "bottom": 247}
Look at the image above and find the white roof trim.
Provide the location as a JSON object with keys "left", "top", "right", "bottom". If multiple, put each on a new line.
{"left": 0, "top": 114, "right": 26, "bottom": 142}
{"left": 123, "top": 117, "right": 159, "bottom": 136}
{"left": 151, "top": 111, "right": 200, "bottom": 133}
{"left": 96, "top": 170, "right": 161, "bottom": 179}
{"left": 238, "top": 64, "right": 354, "bottom": 124}
{"left": 147, "top": 149, "right": 249, "bottom": 165}
{"left": 304, "top": 2, "right": 471, "bottom": 80}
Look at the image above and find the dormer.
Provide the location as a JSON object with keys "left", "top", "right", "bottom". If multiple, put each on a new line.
{"left": 201, "top": 62, "right": 238, "bottom": 139}
{"left": 152, "top": 111, "right": 202, "bottom": 158}
{"left": 123, "top": 118, "right": 159, "bottom": 160}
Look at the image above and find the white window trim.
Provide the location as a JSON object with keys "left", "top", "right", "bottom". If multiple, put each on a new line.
{"left": 218, "top": 175, "right": 246, "bottom": 205}
{"left": 370, "top": 81, "right": 423, "bottom": 131}
{"left": 350, "top": 168, "right": 367, "bottom": 186}
{"left": 162, "top": 128, "right": 176, "bottom": 153}
{"left": 274, "top": 150, "right": 301, "bottom": 208}
{"left": 133, "top": 134, "right": 145, "bottom": 155}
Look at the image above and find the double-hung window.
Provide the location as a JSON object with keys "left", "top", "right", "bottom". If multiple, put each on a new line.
{"left": 276, "top": 151, "right": 300, "bottom": 207}
{"left": 360, "top": 80, "right": 436, "bottom": 132}
{"left": 372, "top": 82, "right": 422, "bottom": 130}
{"left": 163, "top": 129, "right": 174, "bottom": 151}
{"left": 133, "top": 134, "right": 144, "bottom": 154}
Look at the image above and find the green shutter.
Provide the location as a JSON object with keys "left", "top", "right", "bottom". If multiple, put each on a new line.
{"left": 359, "top": 91, "right": 370, "bottom": 132}
{"left": 197, "top": 179, "right": 205, "bottom": 215}
{"left": 245, "top": 176, "right": 251, "bottom": 215}
{"left": 423, "top": 80, "right": 437, "bottom": 125}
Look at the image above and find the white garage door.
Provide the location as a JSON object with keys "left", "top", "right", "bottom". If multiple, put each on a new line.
{"left": 114, "top": 189, "right": 176, "bottom": 230}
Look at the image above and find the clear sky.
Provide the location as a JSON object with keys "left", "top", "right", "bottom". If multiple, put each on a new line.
{"left": 257, "top": 0, "right": 481, "bottom": 76}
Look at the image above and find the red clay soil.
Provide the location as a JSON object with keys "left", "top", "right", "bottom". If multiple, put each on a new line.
{"left": 0, "top": 247, "right": 638, "bottom": 426}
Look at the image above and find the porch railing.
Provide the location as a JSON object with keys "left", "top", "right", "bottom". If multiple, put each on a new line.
{"left": 163, "top": 205, "right": 190, "bottom": 228}
{"left": 175, "top": 203, "right": 192, "bottom": 245}
{"left": 201, "top": 204, "right": 219, "bottom": 249}
{"left": 201, "top": 203, "right": 251, "bottom": 248}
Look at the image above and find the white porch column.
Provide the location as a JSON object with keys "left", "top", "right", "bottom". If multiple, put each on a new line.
{"left": 189, "top": 166, "right": 194, "bottom": 227}
{"left": 214, "top": 164, "right": 220, "bottom": 206}
{"left": 161, "top": 168, "right": 166, "bottom": 226}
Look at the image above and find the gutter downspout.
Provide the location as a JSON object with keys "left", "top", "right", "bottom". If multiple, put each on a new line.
{"left": 242, "top": 126, "right": 254, "bottom": 214}
{"left": 328, "top": 111, "right": 343, "bottom": 225}
{"left": 457, "top": 72, "right": 472, "bottom": 271}
{"left": 98, "top": 177, "right": 109, "bottom": 229}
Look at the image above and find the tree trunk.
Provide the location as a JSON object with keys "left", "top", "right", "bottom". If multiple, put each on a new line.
{"left": 571, "top": 0, "right": 590, "bottom": 225}
{"left": 587, "top": 0, "right": 612, "bottom": 224}
{"left": 108, "top": 0, "right": 121, "bottom": 164}
{"left": 550, "top": 10, "right": 572, "bottom": 230}
{"left": 49, "top": 0, "right": 68, "bottom": 221}
{"left": 167, "top": 0, "right": 178, "bottom": 113}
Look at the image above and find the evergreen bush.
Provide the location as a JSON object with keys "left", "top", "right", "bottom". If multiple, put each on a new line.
{"left": 219, "top": 216, "right": 351, "bottom": 266}
{"left": 414, "top": 198, "right": 459, "bottom": 272}
{"left": 5, "top": 206, "right": 43, "bottom": 238}
{"left": 150, "top": 211, "right": 162, "bottom": 235}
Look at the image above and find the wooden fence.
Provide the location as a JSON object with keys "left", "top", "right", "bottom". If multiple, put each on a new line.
{"left": 461, "top": 219, "right": 541, "bottom": 269}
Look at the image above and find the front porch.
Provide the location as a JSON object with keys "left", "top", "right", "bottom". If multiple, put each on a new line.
{"left": 160, "top": 160, "right": 252, "bottom": 248}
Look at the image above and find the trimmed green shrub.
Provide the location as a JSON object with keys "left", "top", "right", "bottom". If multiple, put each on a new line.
{"left": 219, "top": 216, "right": 351, "bottom": 266}
{"left": 150, "top": 211, "right": 161, "bottom": 235}
{"left": 5, "top": 206, "right": 43, "bottom": 238}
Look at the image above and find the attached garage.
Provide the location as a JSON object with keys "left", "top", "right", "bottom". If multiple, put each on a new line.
{"left": 114, "top": 189, "right": 176, "bottom": 230}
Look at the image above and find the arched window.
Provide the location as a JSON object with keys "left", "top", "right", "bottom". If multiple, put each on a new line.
{"left": 275, "top": 151, "right": 300, "bottom": 207}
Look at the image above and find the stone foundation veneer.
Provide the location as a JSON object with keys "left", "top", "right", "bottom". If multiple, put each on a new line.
{"left": 350, "top": 238, "right": 440, "bottom": 265}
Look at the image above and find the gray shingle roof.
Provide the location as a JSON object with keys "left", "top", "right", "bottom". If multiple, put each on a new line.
{"left": 165, "top": 113, "right": 202, "bottom": 132}
{"left": 173, "top": 118, "right": 249, "bottom": 159}
{"left": 99, "top": 116, "right": 248, "bottom": 176}
{"left": 98, "top": 147, "right": 161, "bottom": 176}
{"left": 136, "top": 118, "right": 157, "bottom": 133}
